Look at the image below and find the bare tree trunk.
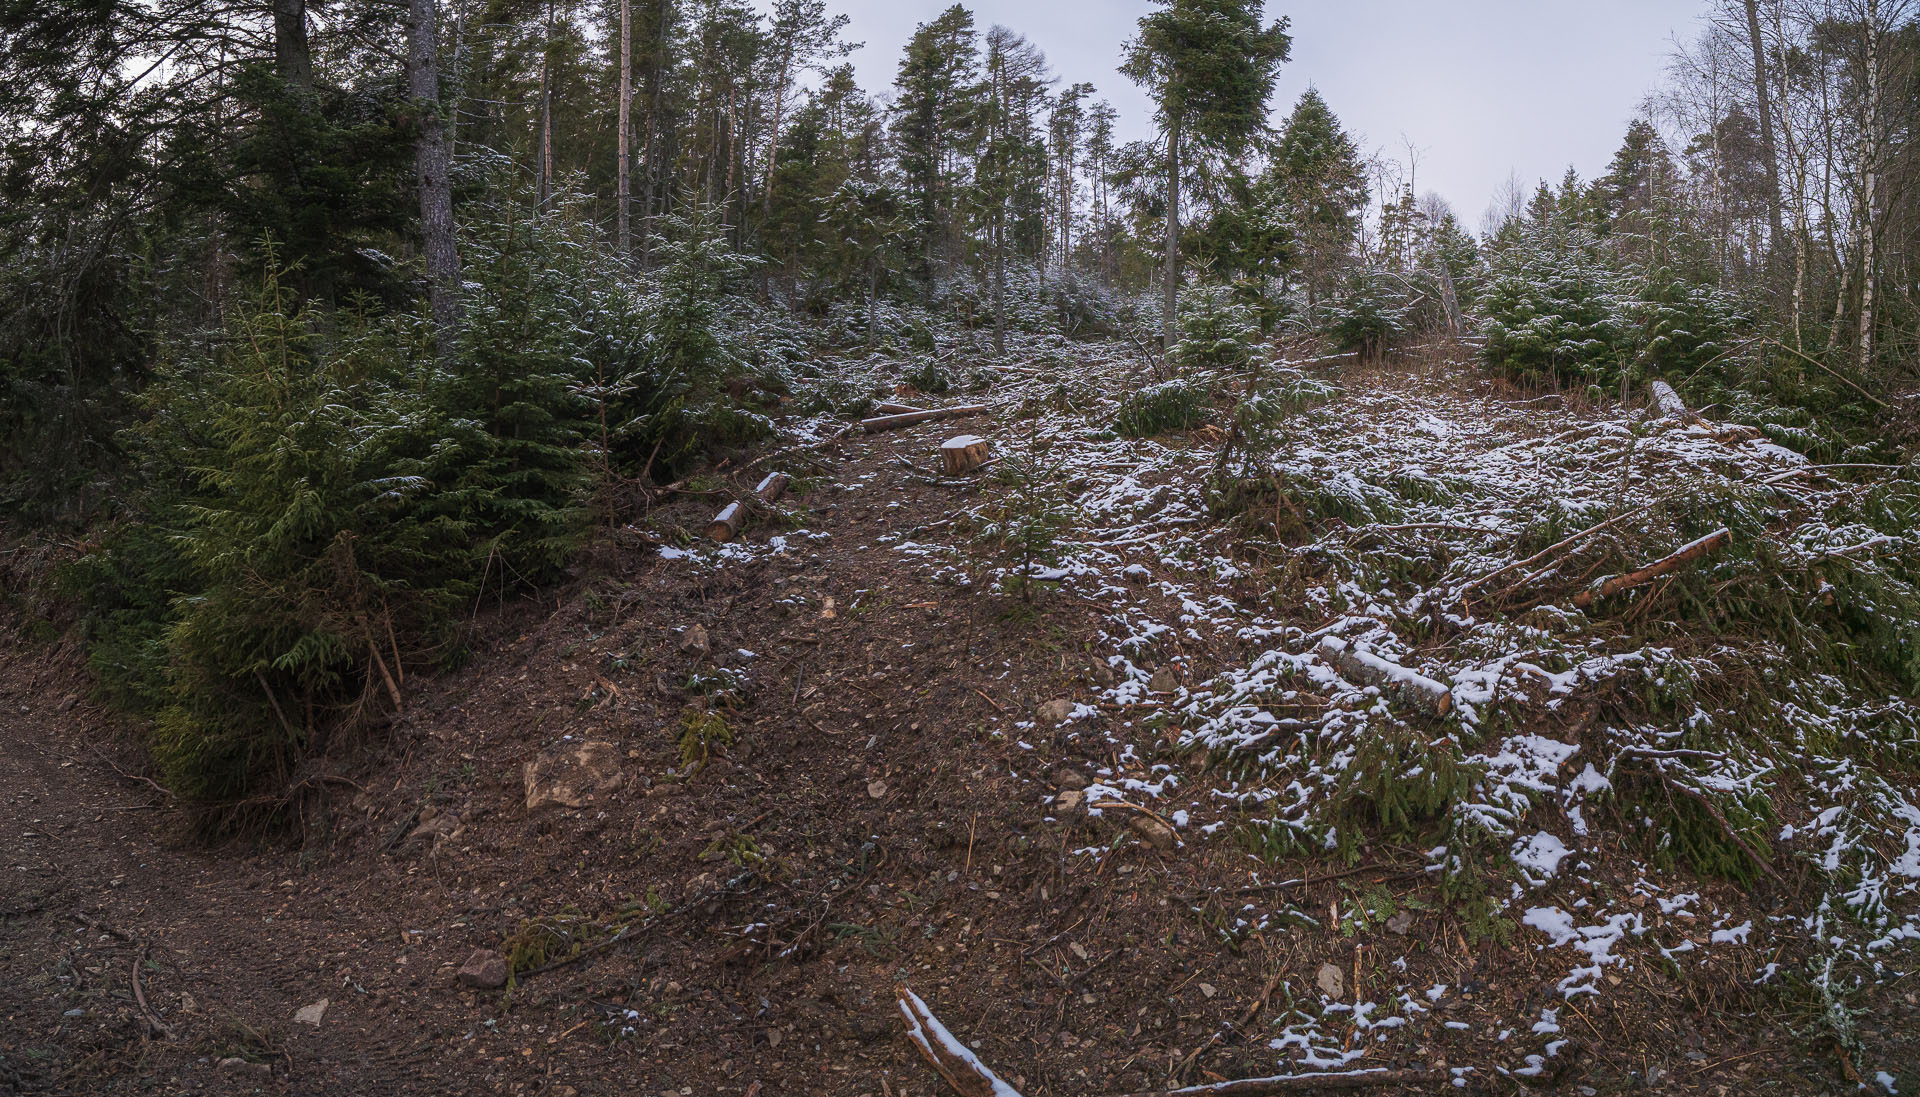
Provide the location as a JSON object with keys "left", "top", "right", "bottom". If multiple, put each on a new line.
{"left": 617, "top": 0, "right": 632, "bottom": 255}
{"left": 272, "top": 0, "right": 314, "bottom": 98}
{"left": 407, "top": 0, "right": 461, "bottom": 355}
{"left": 1858, "top": 0, "right": 1881, "bottom": 371}
{"left": 536, "top": 0, "right": 554, "bottom": 209}
{"left": 1741, "top": 0, "right": 1787, "bottom": 268}
{"left": 760, "top": 56, "right": 792, "bottom": 218}
{"left": 1163, "top": 118, "right": 1180, "bottom": 353}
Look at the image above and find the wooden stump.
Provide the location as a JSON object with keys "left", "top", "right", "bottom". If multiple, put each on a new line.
{"left": 940, "top": 435, "right": 991, "bottom": 476}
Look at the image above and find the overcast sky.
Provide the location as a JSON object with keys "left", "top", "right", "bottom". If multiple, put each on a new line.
{"left": 757, "top": 0, "right": 1713, "bottom": 223}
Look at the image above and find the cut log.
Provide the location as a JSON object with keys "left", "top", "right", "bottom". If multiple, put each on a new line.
{"left": 1649, "top": 379, "right": 1690, "bottom": 419}
{"left": 940, "top": 435, "right": 992, "bottom": 476}
{"left": 875, "top": 401, "right": 926, "bottom": 415}
{"left": 861, "top": 404, "right": 989, "bottom": 433}
{"left": 1104, "top": 1068, "right": 1449, "bottom": 1097}
{"left": 753, "top": 471, "right": 789, "bottom": 505}
{"left": 706, "top": 501, "right": 744, "bottom": 543}
{"left": 1573, "top": 527, "right": 1731, "bottom": 609}
{"left": 1317, "top": 636, "right": 1452, "bottom": 716}
{"left": 896, "top": 985, "right": 1025, "bottom": 1097}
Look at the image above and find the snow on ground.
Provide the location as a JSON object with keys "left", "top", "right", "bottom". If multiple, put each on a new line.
{"left": 795, "top": 339, "right": 1918, "bottom": 1082}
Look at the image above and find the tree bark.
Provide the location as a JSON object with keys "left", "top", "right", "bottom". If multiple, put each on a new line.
{"left": 272, "top": 0, "right": 314, "bottom": 98}
{"left": 407, "top": 0, "right": 461, "bottom": 355}
{"left": 1163, "top": 117, "right": 1181, "bottom": 352}
{"left": 617, "top": 0, "right": 632, "bottom": 255}
{"left": 1858, "top": 0, "right": 1881, "bottom": 371}
{"left": 1741, "top": 0, "right": 1787, "bottom": 268}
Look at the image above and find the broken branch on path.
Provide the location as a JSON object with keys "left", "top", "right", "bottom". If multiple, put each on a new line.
{"left": 861, "top": 404, "right": 990, "bottom": 433}
{"left": 1572, "top": 528, "right": 1730, "bottom": 609}
{"left": 707, "top": 472, "right": 793, "bottom": 543}
{"left": 896, "top": 985, "right": 1025, "bottom": 1097}
{"left": 1103, "top": 1068, "right": 1449, "bottom": 1096}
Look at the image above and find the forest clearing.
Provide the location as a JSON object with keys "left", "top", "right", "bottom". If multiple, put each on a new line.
{"left": 3, "top": 0, "right": 1920, "bottom": 1094}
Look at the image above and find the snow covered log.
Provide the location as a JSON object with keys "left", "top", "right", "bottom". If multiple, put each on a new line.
{"left": 1317, "top": 637, "right": 1453, "bottom": 716}
{"left": 940, "top": 435, "right": 991, "bottom": 476}
{"left": 753, "top": 471, "right": 790, "bottom": 505}
{"left": 861, "top": 404, "right": 989, "bottom": 433}
{"left": 896, "top": 985, "right": 1025, "bottom": 1097}
{"left": 1573, "top": 528, "right": 1731, "bottom": 608}
{"left": 875, "top": 401, "right": 925, "bottom": 415}
{"left": 705, "top": 501, "right": 745, "bottom": 543}
{"left": 1649, "top": 379, "right": 1690, "bottom": 419}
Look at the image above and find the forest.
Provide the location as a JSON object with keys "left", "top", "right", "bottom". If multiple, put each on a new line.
{"left": 1, "top": 0, "right": 1918, "bottom": 1094}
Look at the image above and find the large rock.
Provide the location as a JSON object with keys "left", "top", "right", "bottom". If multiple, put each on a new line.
{"left": 524, "top": 740, "right": 624, "bottom": 812}
{"left": 457, "top": 949, "right": 510, "bottom": 990}
{"left": 1035, "top": 699, "right": 1076, "bottom": 726}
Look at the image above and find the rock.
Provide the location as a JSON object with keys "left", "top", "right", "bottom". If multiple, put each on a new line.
{"left": 1054, "top": 769, "right": 1089, "bottom": 791}
{"left": 1035, "top": 699, "right": 1075, "bottom": 726}
{"left": 406, "top": 812, "right": 458, "bottom": 847}
{"left": 1198, "top": 983, "right": 1217, "bottom": 999}
{"left": 524, "top": 740, "right": 624, "bottom": 812}
{"left": 217, "top": 1058, "right": 272, "bottom": 1080}
{"left": 1148, "top": 666, "right": 1180, "bottom": 694}
{"left": 867, "top": 779, "right": 889, "bottom": 800}
{"left": 457, "top": 949, "right": 510, "bottom": 990}
{"left": 293, "top": 998, "right": 329, "bottom": 1026}
{"left": 1129, "top": 814, "right": 1176, "bottom": 849}
{"left": 1055, "top": 789, "right": 1084, "bottom": 813}
{"left": 1386, "top": 910, "right": 1414, "bottom": 936}
{"left": 679, "top": 624, "right": 710, "bottom": 656}
{"left": 1316, "top": 963, "right": 1344, "bottom": 999}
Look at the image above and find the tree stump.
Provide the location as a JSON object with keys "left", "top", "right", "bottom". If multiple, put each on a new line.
{"left": 940, "top": 435, "right": 991, "bottom": 476}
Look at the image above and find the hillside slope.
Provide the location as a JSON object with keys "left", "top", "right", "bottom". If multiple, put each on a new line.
{"left": 2, "top": 343, "right": 1915, "bottom": 1096}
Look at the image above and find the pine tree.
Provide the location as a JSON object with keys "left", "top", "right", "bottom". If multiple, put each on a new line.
{"left": 1121, "top": 0, "right": 1291, "bottom": 349}
{"left": 1268, "top": 87, "right": 1365, "bottom": 314}
{"left": 892, "top": 5, "right": 981, "bottom": 284}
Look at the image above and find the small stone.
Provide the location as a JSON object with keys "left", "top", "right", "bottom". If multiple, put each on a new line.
{"left": 1316, "top": 963, "right": 1344, "bottom": 999}
{"left": 1148, "top": 666, "right": 1179, "bottom": 693}
{"left": 293, "top": 998, "right": 329, "bottom": 1026}
{"left": 1036, "top": 699, "right": 1075, "bottom": 726}
{"left": 1129, "top": 814, "right": 1176, "bottom": 849}
{"left": 867, "top": 779, "right": 889, "bottom": 800}
{"left": 1055, "top": 789, "right": 1084, "bottom": 813}
{"left": 679, "top": 624, "right": 710, "bottom": 656}
{"left": 217, "top": 1058, "right": 272, "bottom": 1080}
{"left": 457, "top": 949, "right": 509, "bottom": 990}
{"left": 1198, "top": 983, "right": 1217, "bottom": 999}
{"left": 1386, "top": 910, "right": 1414, "bottom": 936}
{"left": 1087, "top": 661, "right": 1116, "bottom": 686}
{"left": 1054, "top": 769, "right": 1089, "bottom": 791}
{"left": 765, "top": 1028, "right": 783, "bottom": 1049}
{"left": 524, "top": 740, "right": 624, "bottom": 812}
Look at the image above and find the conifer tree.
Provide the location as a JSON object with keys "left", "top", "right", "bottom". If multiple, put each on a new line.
{"left": 1121, "top": 0, "right": 1291, "bottom": 349}
{"left": 892, "top": 5, "right": 982, "bottom": 283}
{"left": 1268, "top": 87, "right": 1365, "bottom": 314}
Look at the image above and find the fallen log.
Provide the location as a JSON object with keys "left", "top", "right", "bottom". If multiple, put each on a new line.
{"left": 1105, "top": 1068, "right": 1449, "bottom": 1097}
{"left": 861, "top": 404, "right": 989, "bottom": 433}
{"left": 1572, "top": 528, "right": 1730, "bottom": 609}
{"left": 753, "top": 471, "right": 790, "bottom": 505}
{"left": 705, "top": 501, "right": 744, "bottom": 543}
{"left": 1317, "top": 637, "right": 1452, "bottom": 716}
{"left": 707, "top": 473, "right": 791, "bottom": 543}
{"left": 941, "top": 434, "right": 992, "bottom": 476}
{"left": 1649, "top": 379, "right": 1690, "bottom": 419}
{"left": 896, "top": 985, "right": 1025, "bottom": 1097}
{"left": 875, "top": 400, "right": 926, "bottom": 415}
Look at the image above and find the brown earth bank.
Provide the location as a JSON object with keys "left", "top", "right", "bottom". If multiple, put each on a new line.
{"left": 2, "top": 355, "right": 1915, "bottom": 1097}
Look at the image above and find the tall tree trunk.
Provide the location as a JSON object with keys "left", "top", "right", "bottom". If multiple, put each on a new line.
{"left": 617, "top": 0, "right": 632, "bottom": 255}
{"left": 272, "top": 0, "right": 314, "bottom": 98}
{"left": 536, "top": 0, "right": 554, "bottom": 208}
{"left": 1163, "top": 118, "right": 1180, "bottom": 353}
{"left": 407, "top": 0, "right": 461, "bottom": 355}
{"left": 1858, "top": 0, "right": 1881, "bottom": 371}
{"left": 993, "top": 211, "right": 1007, "bottom": 356}
{"left": 1741, "top": 0, "right": 1787, "bottom": 268}
{"left": 760, "top": 55, "right": 792, "bottom": 217}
